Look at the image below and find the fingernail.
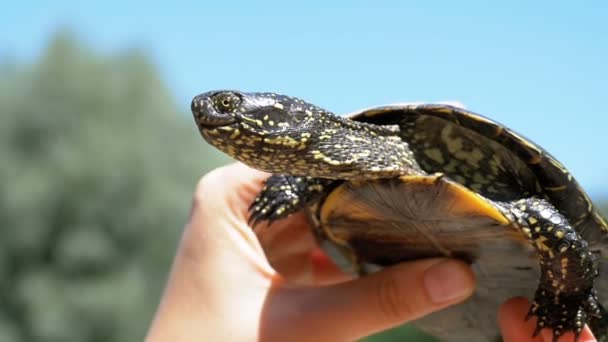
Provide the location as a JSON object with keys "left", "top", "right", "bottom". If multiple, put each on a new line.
{"left": 424, "top": 260, "right": 473, "bottom": 303}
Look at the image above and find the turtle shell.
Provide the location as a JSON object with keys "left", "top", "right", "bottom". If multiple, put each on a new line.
{"left": 346, "top": 104, "right": 608, "bottom": 242}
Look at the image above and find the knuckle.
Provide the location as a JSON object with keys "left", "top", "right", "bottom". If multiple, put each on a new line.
{"left": 373, "top": 276, "right": 416, "bottom": 321}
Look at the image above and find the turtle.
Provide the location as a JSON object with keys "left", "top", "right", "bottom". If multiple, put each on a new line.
{"left": 190, "top": 90, "right": 608, "bottom": 342}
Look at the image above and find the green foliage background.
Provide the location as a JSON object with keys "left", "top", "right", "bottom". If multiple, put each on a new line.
{"left": 0, "top": 33, "right": 229, "bottom": 341}
{"left": 0, "top": 33, "right": 605, "bottom": 342}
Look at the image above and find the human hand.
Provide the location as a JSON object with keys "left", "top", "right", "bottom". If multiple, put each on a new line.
{"left": 146, "top": 162, "right": 475, "bottom": 341}
{"left": 498, "top": 297, "right": 596, "bottom": 342}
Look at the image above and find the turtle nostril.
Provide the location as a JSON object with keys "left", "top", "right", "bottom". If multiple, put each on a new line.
{"left": 191, "top": 97, "right": 202, "bottom": 113}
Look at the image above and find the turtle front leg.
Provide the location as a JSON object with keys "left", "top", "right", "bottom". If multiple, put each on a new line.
{"left": 506, "top": 198, "right": 604, "bottom": 341}
{"left": 248, "top": 175, "right": 336, "bottom": 227}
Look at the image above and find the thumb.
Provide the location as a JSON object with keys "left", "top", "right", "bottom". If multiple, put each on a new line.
{"left": 266, "top": 258, "right": 475, "bottom": 341}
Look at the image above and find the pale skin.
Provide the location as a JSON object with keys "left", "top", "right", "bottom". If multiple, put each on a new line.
{"left": 146, "top": 163, "right": 596, "bottom": 342}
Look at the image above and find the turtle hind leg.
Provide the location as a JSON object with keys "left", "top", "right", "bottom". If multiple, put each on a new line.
{"left": 505, "top": 198, "right": 603, "bottom": 341}
{"left": 248, "top": 175, "right": 336, "bottom": 227}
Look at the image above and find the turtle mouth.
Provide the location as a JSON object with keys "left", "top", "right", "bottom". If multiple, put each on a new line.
{"left": 196, "top": 116, "right": 236, "bottom": 129}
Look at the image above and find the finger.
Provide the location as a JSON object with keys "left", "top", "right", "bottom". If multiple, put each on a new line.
{"left": 192, "top": 162, "right": 269, "bottom": 222}
{"left": 256, "top": 212, "right": 352, "bottom": 285}
{"left": 498, "top": 297, "right": 543, "bottom": 342}
{"left": 309, "top": 248, "right": 354, "bottom": 285}
{"left": 498, "top": 297, "right": 597, "bottom": 342}
{"left": 256, "top": 212, "right": 318, "bottom": 283}
{"left": 266, "top": 258, "right": 475, "bottom": 341}
{"left": 186, "top": 163, "right": 275, "bottom": 276}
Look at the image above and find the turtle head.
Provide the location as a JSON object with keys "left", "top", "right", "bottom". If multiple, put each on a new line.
{"left": 191, "top": 90, "right": 314, "bottom": 133}
{"left": 191, "top": 90, "right": 327, "bottom": 171}
{"left": 192, "top": 90, "right": 414, "bottom": 178}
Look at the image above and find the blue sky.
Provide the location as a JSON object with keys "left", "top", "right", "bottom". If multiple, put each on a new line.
{"left": 2, "top": 1, "right": 607, "bottom": 196}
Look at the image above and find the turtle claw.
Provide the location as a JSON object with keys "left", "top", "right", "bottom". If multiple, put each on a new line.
{"left": 247, "top": 175, "right": 305, "bottom": 228}
{"left": 525, "top": 289, "right": 602, "bottom": 342}
{"left": 248, "top": 198, "right": 292, "bottom": 227}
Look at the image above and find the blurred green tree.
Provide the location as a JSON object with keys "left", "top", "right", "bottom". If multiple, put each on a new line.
{"left": 0, "top": 32, "right": 228, "bottom": 342}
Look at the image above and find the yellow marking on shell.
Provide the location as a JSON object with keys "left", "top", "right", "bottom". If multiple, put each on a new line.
{"left": 509, "top": 130, "right": 542, "bottom": 153}
{"left": 466, "top": 112, "right": 498, "bottom": 127}
{"left": 579, "top": 190, "right": 593, "bottom": 214}
{"left": 263, "top": 114, "right": 269, "bottom": 120}
{"left": 432, "top": 106, "right": 453, "bottom": 115}
{"left": 301, "top": 132, "right": 311, "bottom": 138}
{"left": 273, "top": 102, "right": 284, "bottom": 110}
{"left": 453, "top": 148, "right": 484, "bottom": 168}
{"left": 268, "top": 120, "right": 275, "bottom": 126}
{"left": 492, "top": 125, "right": 504, "bottom": 137}
{"left": 595, "top": 213, "right": 608, "bottom": 231}
{"left": 319, "top": 135, "right": 331, "bottom": 140}
{"left": 443, "top": 160, "right": 459, "bottom": 173}
{"left": 548, "top": 157, "right": 568, "bottom": 172}
{"left": 472, "top": 172, "right": 490, "bottom": 185}
{"left": 277, "top": 122, "right": 290, "bottom": 128}
{"left": 424, "top": 148, "right": 445, "bottom": 164}
{"left": 440, "top": 125, "right": 464, "bottom": 154}
{"left": 528, "top": 153, "right": 542, "bottom": 164}
{"left": 555, "top": 230, "right": 565, "bottom": 239}
{"left": 528, "top": 217, "right": 537, "bottom": 225}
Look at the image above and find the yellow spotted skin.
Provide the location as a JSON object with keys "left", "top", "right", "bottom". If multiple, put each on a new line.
{"left": 192, "top": 91, "right": 608, "bottom": 342}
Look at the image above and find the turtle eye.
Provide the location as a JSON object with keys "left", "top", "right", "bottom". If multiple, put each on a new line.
{"left": 213, "top": 92, "right": 241, "bottom": 113}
